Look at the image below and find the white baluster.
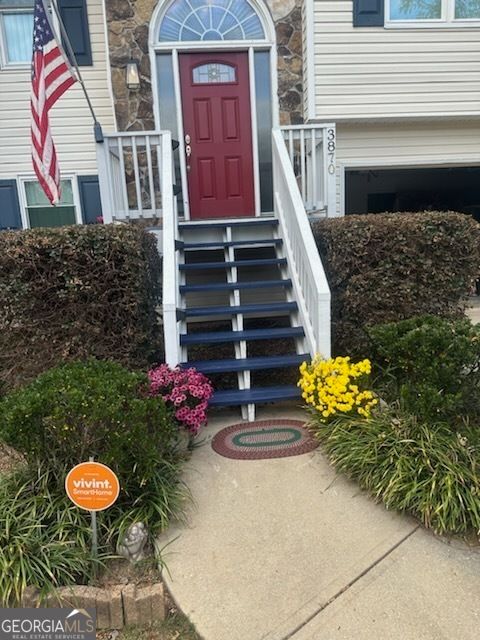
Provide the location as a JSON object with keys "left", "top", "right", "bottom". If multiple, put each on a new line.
{"left": 131, "top": 136, "right": 143, "bottom": 218}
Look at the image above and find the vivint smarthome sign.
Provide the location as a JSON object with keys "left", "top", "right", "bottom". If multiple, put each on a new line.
{"left": 65, "top": 461, "right": 119, "bottom": 512}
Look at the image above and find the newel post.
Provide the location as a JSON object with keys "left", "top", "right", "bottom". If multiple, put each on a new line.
{"left": 161, "top": 131, "right": 182, "bottom": 367}
{"left": 95, "top": 127, "right": 114, "bottom": 224}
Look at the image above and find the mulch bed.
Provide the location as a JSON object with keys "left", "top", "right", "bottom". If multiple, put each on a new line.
{"left": 0, "top": 442, "right": 25, "bottom": 476}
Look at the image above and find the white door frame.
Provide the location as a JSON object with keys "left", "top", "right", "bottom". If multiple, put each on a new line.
{"left": 340, "top": 157, "right": 480, "bottom": 216}
{"left": 148, "top": 0, "right": 278, "bottom": 220}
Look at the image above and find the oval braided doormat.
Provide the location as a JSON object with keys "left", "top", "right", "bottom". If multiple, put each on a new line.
{"left": 211, "top": 419, "right": 318, "bottom": 460}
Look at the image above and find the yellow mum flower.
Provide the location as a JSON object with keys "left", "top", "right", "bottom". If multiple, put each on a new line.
{"left": 298, "top": 355, "right": 376, "bottom": 423}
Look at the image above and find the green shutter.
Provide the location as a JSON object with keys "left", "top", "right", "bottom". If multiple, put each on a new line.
{"left": 0, "top": 179, "right": 22, "bottom": 229}
{"left": 58, "top": 0, "right": 93, "bottom": 66}
{"left": 78, "top": 175, "right": 102, "bottom": 223}
{"left": 353, "top": 0, "right": 384, "bottom": 26}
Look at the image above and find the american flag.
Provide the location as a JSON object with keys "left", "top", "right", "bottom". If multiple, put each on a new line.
{"left": 31, "top": 0, "right": 76, "bottom": 205}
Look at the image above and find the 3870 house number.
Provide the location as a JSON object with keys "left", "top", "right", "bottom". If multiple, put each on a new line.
{"left": 327, "top": 128, "right": 336, "bottom": 175}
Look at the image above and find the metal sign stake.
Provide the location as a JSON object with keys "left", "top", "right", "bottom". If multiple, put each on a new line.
{"left": 65, "top": 458, "right": 120, "bottom": 579}
{"left": 89, "top": 456, "right": 98, "bottom": 569}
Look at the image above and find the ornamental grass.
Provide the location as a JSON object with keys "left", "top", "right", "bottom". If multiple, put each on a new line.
{"left": 309, "top": 409, "right": 480, "bottom": 535}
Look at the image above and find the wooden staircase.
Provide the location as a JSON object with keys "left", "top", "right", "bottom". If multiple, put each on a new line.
{"left": 175, "top": 217, "right": 309, "bottom": 421}
{"left": 94, "top": 128, "right": 332, "bottom": 421}
{"left": 159, "top": 130, "right": 332, "bottom": 422}
{"left": 94, "top": 124, "right": 336, "bottom": 422}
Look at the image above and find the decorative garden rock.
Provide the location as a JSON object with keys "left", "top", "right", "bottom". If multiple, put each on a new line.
{"left": 117, "top": 522, "right": 148, "bottom": 563}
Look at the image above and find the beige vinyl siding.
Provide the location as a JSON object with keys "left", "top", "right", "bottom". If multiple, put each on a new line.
{"left": 0, "top": 0, "right": 115, "bottom": 179}
{"left": 313, "top": 0, "right": 480, "bottom": 119}
{"left": 336, "top": 120, "right": 480, "bottom": 211}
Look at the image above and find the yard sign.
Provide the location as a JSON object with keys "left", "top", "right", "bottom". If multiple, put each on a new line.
{"left": 65, "top": 461, "right": 119, "bottom": 511}
{"left": 65, "top": 460, "right": 120, "bottom": 562}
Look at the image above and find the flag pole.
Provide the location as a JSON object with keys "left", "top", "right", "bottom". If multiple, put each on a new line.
{"left": 48, "top": 0, "right": 104, "bottom": 142}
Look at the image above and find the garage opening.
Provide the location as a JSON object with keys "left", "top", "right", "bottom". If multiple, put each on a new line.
{"left": 345, "top": 166, "right": 480, "bottom": 222}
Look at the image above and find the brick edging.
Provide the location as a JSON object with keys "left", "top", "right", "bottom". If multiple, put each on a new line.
{"left": 21, "top": 582, "right": 165, "bottom": 629}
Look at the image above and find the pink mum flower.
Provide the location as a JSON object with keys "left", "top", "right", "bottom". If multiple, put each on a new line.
{"left": 148, "top": 364, "right": 214, "bottom": 435}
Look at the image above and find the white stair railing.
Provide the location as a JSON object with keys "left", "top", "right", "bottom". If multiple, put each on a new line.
{"left": 160, "top": 131, "right": 181, "bottom": 367}
{"left": 272, "top": 128, "right": 331, "bottom": 359}
{"left": 280, "top": 124, "right": 337, "bottom": 217}
{"left": 96, "top": 131, "right": 166, "bottom": 222}
{"left": 97, "top": 130, "right": 181, "bottom": 365}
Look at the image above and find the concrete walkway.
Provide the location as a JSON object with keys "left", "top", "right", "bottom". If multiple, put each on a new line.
{"left": 466, "top": 297, "right": 480, "bottom": 324}
{"left": 158, "top": 406, "right": 480, "bottom": 640}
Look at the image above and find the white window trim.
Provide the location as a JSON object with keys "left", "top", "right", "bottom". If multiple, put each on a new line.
{"left": 0, "top": 8, "right": 34, "bottom": 68}
{"left": 385, "top": 0, "right": 480, "bottom": 28}
{"left": 0, "top": 3, "right": 61, "bottom": 69}
{"left": 17, "top": 174, "right": 83, "bottom": 229}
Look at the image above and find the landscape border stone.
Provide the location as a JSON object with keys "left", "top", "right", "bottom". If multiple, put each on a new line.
{"left": 21, "top": 582, "right": 165, "bottom": 629}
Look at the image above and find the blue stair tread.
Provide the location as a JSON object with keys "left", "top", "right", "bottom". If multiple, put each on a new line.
{"left": 179, "top": 218, "right": 278, "bottom": 230}
{"left": 210, "top": 385, "right": 301, "bottom": 406}
{"left": 184, "top": 301, "right": 298, "bottom": 317}
{"left": 181, "top": 238, "right": 283, "bottom": 250}
{"left": 182, "top": 354, "right": 309, "bottom": 374}
{"left": 180, "top": 326, "right": 304, "bottom": 345}
{"left": 180, "top": 258, "right": 287, "bottom": 271}
{"left": 180, "top": 279, "right": 292, "bottom": 293}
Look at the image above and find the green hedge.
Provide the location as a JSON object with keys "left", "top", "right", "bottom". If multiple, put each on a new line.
{"left": 0, "top": 225, "right": 162, "bottom": 392}
{"left": 368, "top": 315, "right": 480, "bottom": 424}
{"left": 312, "top": 212, "right": 480, "bottom": 355}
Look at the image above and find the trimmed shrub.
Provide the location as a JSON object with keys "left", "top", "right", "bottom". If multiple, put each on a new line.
{"left": 312, "top": 212, "right": 480, "bottom": 355}
{"left": 0, "top": 359, "right": 172, "bottom": 466}
{"left": 368, "top": 315, "right": 480, "bottom": 424}
{"left": 0, "top": 360, "right": 187, "bottom": 537}
{"left": 0, "top": 225, "right": 162, "bottom": 392}
{"left": 309, "top": 411, "right": 480, "bottom": 535}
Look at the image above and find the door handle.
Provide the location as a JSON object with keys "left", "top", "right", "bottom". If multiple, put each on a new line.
{"left": 185, "top": 135, "right": 192, "bottom": 171}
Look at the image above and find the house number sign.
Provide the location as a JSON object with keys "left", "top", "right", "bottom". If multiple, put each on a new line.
{"left": 327, "top": 128, "right": 336, "bottom": 175}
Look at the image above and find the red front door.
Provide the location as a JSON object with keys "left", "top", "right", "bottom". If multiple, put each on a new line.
{"left": 179, "top": 52, "right": 255, "bottom": 219}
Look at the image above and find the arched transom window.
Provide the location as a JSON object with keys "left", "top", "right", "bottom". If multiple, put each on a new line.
{"left": 158, "top": 0, "right": 266, "bottom": 42}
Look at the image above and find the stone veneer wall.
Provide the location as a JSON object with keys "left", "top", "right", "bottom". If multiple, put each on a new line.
{"left": 106, "top": 0, "right": 304, "bottom": 131}
{"left": 273, "top": 0, "right": 304, "bottom": 125}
